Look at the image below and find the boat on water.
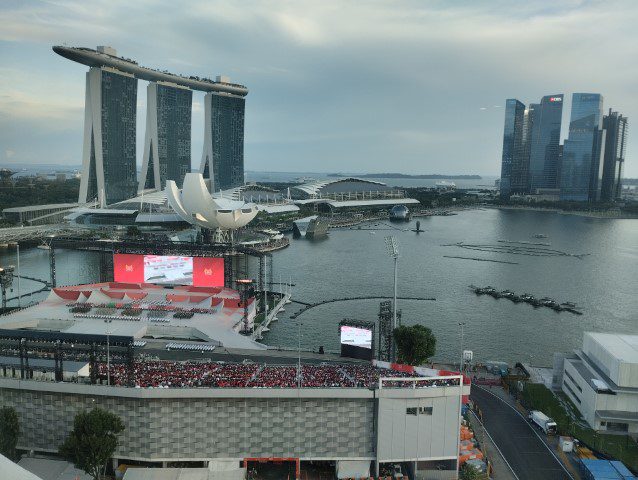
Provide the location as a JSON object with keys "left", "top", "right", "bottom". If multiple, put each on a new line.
{"left": 435, "top": 180, "right": 456, "bottom": 190}
{"left": 532, "top": 233, "right": 548, "bottom": 239}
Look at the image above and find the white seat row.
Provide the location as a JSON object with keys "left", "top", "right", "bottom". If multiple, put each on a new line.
{"left": 166, "top": 342, "right": 216, "bottom": 352}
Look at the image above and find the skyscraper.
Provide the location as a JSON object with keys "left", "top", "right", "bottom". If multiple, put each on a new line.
{"left": 510, "top": 103, "right": 537, "bottom": 195}
{"left": 79, "top": 66, "right": 138, "bottom": 206}
{"left": 600, "top": 109, "right": 628, "bottom": 202}
{"left": 528, "top": 94, "right": 563, "bottom": 193}
{"left": 499, "top": 99, "right": 525, "bottom": 198}
{"left": 54, "top": 45, "right": 249, "bottom": 202}
{"left": 560, "top": 93, "right": 605, "bottom": 202}
{"left": 139, "top": 82, "right": 192, "bottom": 191}
{"left": 201, "top": 86, "right": 246, "bottom": 191}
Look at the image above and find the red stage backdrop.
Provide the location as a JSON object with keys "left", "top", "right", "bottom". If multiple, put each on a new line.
{"left": 113, "top": 254, "right": 145, "bottom": 283}
{"left": 192, "top": 257, "right": 225, "bottom": 287}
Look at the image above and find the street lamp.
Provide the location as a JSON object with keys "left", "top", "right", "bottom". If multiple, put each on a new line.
{"left": 106, "top": 329, "right": 112, "bottom": 386}
{"left": 384, "top": 236, "right": 399, "bottom": 361}
{"left": 459, "top": 322, "right": 466, "bottom": 373}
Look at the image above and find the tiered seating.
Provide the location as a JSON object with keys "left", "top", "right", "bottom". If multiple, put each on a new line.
{"left": 302, "top": 364, "right": 353, "bottom": 387}
{"left": 98, "top": 361, "right": 461, "bottom": 390}
{"left": 249, "top": 365, "right": 298, "bottom": 388}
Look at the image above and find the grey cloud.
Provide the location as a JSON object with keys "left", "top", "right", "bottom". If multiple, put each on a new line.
{"left": 0, "top": 0, "right": 637, "bottom": 176}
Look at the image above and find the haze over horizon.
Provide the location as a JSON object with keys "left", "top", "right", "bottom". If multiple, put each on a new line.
{"left": 1, "top": 0, "right": 637, "bottom": 177}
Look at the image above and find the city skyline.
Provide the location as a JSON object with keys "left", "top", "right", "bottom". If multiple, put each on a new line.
{"left": 1, "top": 1, "right": 638, "bottom": 176}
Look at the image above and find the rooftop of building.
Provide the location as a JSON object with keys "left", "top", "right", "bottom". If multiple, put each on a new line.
{"left": 3, "top": 203, "right": 79, "bottom": 213}
{"left": 53, "top": 45, "right": 248, "bottom": 96}
{"left": 291, "top": 177, "right": 390, "bottom": 197}
{"left": 585, "top": 332, "right": 638, "bottom": 364}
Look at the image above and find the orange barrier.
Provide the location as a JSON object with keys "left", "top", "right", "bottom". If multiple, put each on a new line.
{"left": 459, "top": 448, "right": 484, "bottom": 465}
{"left": 460, "top": 439, "right": 476, "bottom": 451}
{"left": 460, "top": 425, "right": 474, "bottom": 441}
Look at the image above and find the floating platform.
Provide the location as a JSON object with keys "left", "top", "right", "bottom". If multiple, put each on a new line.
{"left": 469, "top": 285, "right": 582, "bottom": 315}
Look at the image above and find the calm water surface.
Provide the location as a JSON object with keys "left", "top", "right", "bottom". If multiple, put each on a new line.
{"left": 263, "top": 208, "right": 638, "bottom": 366}
{"left": 2, "top": 209, "right": 636, "bottom": 366}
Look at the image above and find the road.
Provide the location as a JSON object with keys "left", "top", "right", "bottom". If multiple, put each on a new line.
{"left": 470, "top": 385, "right": 572, "bottom": 480}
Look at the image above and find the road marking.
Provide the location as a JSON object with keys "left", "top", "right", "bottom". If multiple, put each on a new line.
{"left": 473, "top": 385, "right": 574, "bottom": 480}
{"left": 469, "top": 409, "right": 520, "bottom": 480}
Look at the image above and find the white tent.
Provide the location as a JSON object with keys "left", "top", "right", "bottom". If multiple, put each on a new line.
{"left": 0, "top": 454, "right": 43, "bottom": 480}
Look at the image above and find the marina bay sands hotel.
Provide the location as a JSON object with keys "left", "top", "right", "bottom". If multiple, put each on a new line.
{"left": 53, "top": 45, "right": 248, "bottom": 205}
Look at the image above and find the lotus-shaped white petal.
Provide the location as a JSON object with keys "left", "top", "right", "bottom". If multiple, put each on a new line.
{"left": 166, "top": 173, "right": 258, "bottom": 230}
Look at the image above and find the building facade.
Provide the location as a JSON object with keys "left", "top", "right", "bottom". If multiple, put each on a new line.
{"left": 0, "top": 377, "right": 465, "bottom": 477}
{"left": 55, "top": 46, "right": 249, "bottom": 205}
{"left": 528, "top": 94, "right": 563, "bottom": 193}
{"left": 499, "top": 99, "right": 526, "bottom": 198}
{"left": 558, "top": 333, "right": 638, "bottom": 435}
{"left": 560, "top": 93, "right": 605, "bottom": 202}
{"left": 139, "top": 82, "right": 192, "bottom": 192}
{"left": 201, "top": 90, "right": 246, "bottom": 192}
{"left": 600, "top": 110, "right": 628, "bottom": 202}
{"left": 79, "top": 67, "right": 138, "bottom": 206}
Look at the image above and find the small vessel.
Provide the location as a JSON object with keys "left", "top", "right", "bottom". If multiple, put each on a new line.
{"left": 532, "top": 233, "right": 548, "bottom": 239}
{"left": 435, "top": 180, "right": 456, "bottom": 190}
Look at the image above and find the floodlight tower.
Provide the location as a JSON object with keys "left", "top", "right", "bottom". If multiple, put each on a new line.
{"left": 384, "top": 236, "right": 399, "bottom": 361}
{"left": 236, "top": 278, "right": 254, "bottom": 334}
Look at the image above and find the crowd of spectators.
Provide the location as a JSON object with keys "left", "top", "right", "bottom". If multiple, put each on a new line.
{"left": 97, "top": 361, "right": 461, "bottom": 389}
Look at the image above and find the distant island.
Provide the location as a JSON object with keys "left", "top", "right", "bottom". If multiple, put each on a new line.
{"left": 327, "top": 173, "right": 482, "bottom": 180}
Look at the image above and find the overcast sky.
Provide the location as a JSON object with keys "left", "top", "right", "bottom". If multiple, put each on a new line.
{"left": 1, "top": 0, "right": 637, "bottom": 176}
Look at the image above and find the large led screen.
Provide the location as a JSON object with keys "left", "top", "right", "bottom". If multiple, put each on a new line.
{"left": 143, "top": 255, "right": 193, "bottom": 284}
{"left": 113, "top": 254, "right": 224, "bottom": 287}
{"left": 340, "top": 326, "right": 372, "bottom": 349}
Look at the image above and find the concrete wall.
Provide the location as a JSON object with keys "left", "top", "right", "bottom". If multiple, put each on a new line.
{"left": 563, "top": 359, "right": 638, "bottom": 434}
{"left": 376, "top": 388, "right": 461, "bottom": 462}
{"left": 0, "top": 382, "right": 374, "bottom": 462}
{"left": 0, "top": 379, "right": 463, "bottom": 464}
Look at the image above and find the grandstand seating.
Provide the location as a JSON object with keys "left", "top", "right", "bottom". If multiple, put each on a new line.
{"left": 97, "top": 361, "right": 462, "bottom": 390}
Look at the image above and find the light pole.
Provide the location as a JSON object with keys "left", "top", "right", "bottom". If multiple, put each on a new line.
{"left": 16, "top": 243, "right": 21, "bottom": 308}
{"left": 297, "top": 318, "right": 301, "bottom": 388}
{"left": 384, "top": 236, "right": 399, "bottom": 361}
{"left": 459, "top": 322, "right": 466, "bottom": 373}
{"left": 106, "top": 329, "right": 112, "bottom": 386}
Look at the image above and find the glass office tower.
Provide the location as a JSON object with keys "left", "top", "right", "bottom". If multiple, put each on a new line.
{"left": 201, "top": 92, "right": 246, "bottom": 191}
{"left": 80, "top": 67, "right": 138, "bottom": 206}
{"left": 510, "top": 104, "right": 537, "bottom": 195}
{"left": 600, "top": 109, "right": 628, "bottom": 202}
{"left": 499, "top": 99, "right": 526, "bottom": 198}
{"left": 528, "top": 94, "right": 563, "bottom": 193}
{"left": 140, "top": 82, "right": 192, "bottom": 191}
{"left": 560, "top": 93, "right": 605, "bottom": 202}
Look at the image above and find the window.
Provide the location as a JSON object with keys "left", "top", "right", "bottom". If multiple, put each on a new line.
{"left": 564, "top": 370, "right": 582, "bottom": 392}
{"left": 406, "top": 407, "right": 417, "bottom": 416}
{"left": 563, "top": 380, "right": 581, "bottom": 404}
{"left": 606, "top": 422, "right": 628, "bottom": 432}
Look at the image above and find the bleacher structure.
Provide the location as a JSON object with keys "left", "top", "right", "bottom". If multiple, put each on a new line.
{"left": 0, "top": 329, "right": 135, "bottom": 385}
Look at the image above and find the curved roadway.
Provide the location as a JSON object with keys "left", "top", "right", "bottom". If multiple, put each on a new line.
{"left": 470, "top": 385, "right": 572, "bottom": 480}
